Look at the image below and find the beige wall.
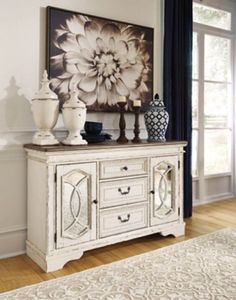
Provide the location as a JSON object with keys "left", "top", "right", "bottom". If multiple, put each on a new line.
{"left": 0, "top": 0, "right": 163, "bottom": 257}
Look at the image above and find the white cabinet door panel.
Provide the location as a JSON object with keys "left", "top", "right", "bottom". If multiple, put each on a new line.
{"left": 150, "top": 156, "right": 179, "bottom": 226}
{"left": 56, "top": 163, "right": 96, "bottom": 248}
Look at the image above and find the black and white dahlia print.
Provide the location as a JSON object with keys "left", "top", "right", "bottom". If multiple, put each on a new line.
{"left": 47, "top": 7, "right": 153, "bottom": 112}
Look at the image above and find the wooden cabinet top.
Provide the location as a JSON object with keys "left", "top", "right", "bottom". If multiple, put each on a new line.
{"left": 24, "top": 140, "right": 187, "bottom": 153}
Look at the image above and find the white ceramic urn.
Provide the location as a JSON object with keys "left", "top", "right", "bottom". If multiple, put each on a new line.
{"left": 31, "top": 70, "right": 59, "bottom": 145}
{"left": 62, "top": 87, "right": 87, "bottom": 145}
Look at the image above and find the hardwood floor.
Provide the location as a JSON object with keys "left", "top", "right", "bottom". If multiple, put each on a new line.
{"left": 0, "top": 199, "right": 236, "bottom": 293}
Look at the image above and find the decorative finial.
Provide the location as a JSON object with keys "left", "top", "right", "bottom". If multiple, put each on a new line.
{"left": 41, "top": 70, "right": 50, "bottom": 90}
{"left": 42, "top": 70, "right": 48, "bottom": 82}
{"left": 68, "top": 83, "right": 80, "bottom": 103}
{"left": 63, "top": 84, "right": 85, "bottom": 108}
{"left": 32, "top": 70, "right": 58, "bottom": 100}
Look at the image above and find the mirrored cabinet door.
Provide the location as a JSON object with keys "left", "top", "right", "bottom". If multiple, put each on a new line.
{"left": 150, "top": 156, "right": 179, "bottom": 226}
{"left": 56, "top": 163, "right": 96, "bottom": 248}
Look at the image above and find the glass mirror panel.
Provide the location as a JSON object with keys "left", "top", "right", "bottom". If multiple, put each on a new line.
{"left": 153, "top": 162, "right": 175, "bottom": 218}
{"left": 62, "top": 170, "right": 89, "bottom": 239}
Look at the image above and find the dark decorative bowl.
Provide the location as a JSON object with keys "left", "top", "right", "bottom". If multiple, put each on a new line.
{"left": 84, "top": 121, "right": 103, "bottom": 135}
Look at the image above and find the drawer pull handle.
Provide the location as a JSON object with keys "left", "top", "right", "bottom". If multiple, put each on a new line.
{"left": 118, "top": 187, "right": 131, "bottom": 195}
{"left": 150, "top": 190, "right": 155, "bottom": 194}
{"left": 93, "top": 199, "right": 98, "bottom": 204}
{"left": 118, "top": 214, "right": 130, "bottom": 223}
{"left": 121, "top": 166, "right": 128, "bottom": 171}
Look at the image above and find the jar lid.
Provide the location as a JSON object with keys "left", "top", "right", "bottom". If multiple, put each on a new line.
{"left": 149, "top": 93, "right": 165, "bottom": 108}
{"left": 62, "top": 87, "right": 86, "bottom": 109}
{"left": 32, "top": 70, "right": 58, "bottom": 101}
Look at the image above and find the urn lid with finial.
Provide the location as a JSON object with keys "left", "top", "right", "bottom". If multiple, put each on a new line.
{"left": 62, "top": 86, "right": 86, "bottom": 109}
{"left": 149, "top": 93, "right": 165, "bottom": 108}
{"left": 32, "top": 70, "right": 58, "bottom": 101}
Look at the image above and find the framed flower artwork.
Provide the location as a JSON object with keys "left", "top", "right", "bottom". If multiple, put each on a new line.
{"left": 47, "top": 6, "right": 154, "bottom": 112}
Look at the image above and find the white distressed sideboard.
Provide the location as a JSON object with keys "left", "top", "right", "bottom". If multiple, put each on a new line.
{"left": 24, "top": 141, "right": 187, "bottom": 272}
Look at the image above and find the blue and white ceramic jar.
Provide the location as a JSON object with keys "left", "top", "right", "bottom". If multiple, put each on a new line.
{"left": 144, "top": 93, "right": 169, "bottom": 142}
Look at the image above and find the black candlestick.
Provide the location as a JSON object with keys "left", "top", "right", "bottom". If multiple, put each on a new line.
{"left": 132, "top": 106, "right": 141, "bottom": 143}
{"left": 117, "top": 102, "right": 129, "bottom": 144}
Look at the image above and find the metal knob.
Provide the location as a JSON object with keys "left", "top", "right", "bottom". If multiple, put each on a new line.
{"left": 93, "top": 199, "right": 98, "bottom": 204}
{"left": 150, "top": 190, "right": 155, "bottom": 194}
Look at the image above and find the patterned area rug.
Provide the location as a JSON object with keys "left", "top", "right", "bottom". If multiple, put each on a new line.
{"left": 1, "top": 228, "right": 236, "bottom": 300}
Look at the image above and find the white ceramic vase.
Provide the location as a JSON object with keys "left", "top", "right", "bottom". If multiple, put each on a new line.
{"left": 62, "top": 87, "right": 87, "bottom": 145}
{"left": 31, "top": 70, "right": 59, "bottom": 145}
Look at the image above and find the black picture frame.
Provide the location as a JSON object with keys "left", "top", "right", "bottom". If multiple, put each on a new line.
{"left": 47, "top": 6, "right": 154, "bottom": 112}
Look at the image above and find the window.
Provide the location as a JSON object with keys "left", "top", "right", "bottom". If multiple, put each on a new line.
{"left": 193, "top": 2, "right": 231, "bottom": 30}
{"left": 192, "top": 1, "right": 234, "bottom": 200}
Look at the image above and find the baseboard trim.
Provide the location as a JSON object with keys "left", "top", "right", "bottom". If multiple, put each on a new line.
{"left": 193, "top": 193, "right": 235, "bottom": 206}
{"left": 0, "top": 227, "right": 27, "bottom": 259}
{"left": 0, "top": 224, "right": 27, "bottom": 234}
{"left": 0, "top": 250, "right": 25, "bottom": 260}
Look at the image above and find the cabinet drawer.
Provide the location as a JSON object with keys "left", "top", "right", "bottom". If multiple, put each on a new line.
{"left": 99, "top": 203, "right": 148, "bottom": 238}
{"left": 100, "top": 158, "right": 147, "bottom": 179}
{"left": 100, "top": 177, "right": 148, "bottom": 208}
